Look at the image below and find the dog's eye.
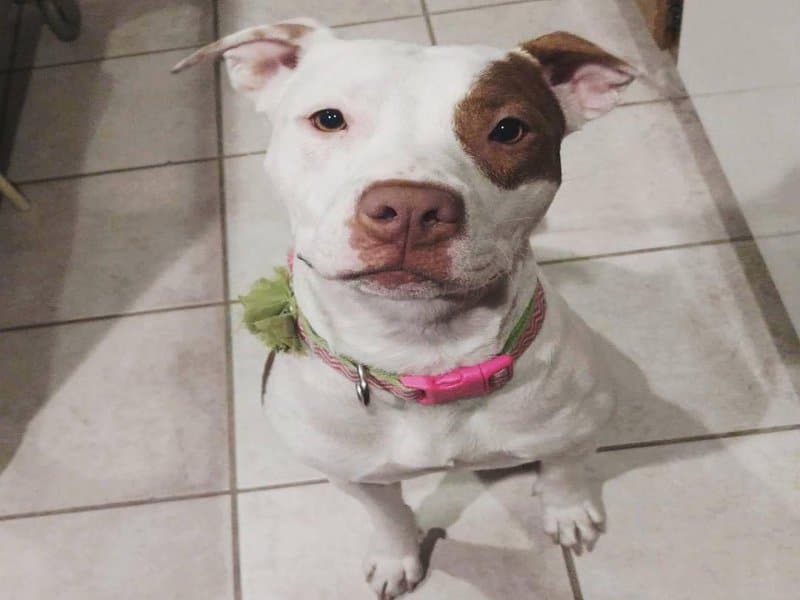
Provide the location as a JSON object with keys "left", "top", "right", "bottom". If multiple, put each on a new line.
{"left": 311, "top": 109, "right": 347, "bottom": 132}
{"left": 488, "top": 118, "right": 527, "bottom": 144}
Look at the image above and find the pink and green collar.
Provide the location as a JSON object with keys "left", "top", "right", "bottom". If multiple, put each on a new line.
{"left": 240, "top": 266, "right": 546, "bottom": 406}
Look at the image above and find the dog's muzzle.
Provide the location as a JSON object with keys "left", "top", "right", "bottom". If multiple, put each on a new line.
{"left": 348, "top": 180, "right": 465, "bottom": 287}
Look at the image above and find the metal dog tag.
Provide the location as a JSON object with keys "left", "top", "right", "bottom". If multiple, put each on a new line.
{"left": 355, "top": 363, "right": 370, "bottom": 407}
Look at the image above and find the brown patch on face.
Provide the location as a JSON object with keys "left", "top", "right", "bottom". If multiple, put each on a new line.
{"left": 347, "top": 219, "right": 405, "bottom": 275}
{"left": 521, "top": 31, "right": 630, "bottom": 86}
{"left": 344, "top": 223, "right": 456, "bottom": 288}
{"left": 271, "top": 23, "right": 312, "bottom": 39}
{"left": 454, "top": 53, "right": 565, "bottom": 190}
{"left": 346, "top": 180, "right": 465, "bottom": 288}
{"left": 402, "top": 242, "right": 455, "bottom": 282}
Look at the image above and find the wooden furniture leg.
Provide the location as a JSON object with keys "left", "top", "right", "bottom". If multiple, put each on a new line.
{"left": 0, "top": 173, "right": 31, "bottom": 211}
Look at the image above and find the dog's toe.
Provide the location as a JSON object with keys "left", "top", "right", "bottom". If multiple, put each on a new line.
{"left": 364, "top": 554, "right": 424, "bottom": 598}
{"left": 543, "top": 499, "right": 605, "bottom": 554}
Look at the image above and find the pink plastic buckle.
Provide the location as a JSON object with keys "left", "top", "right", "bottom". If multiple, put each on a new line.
{"left": 400, "top": 354, "right": 514, "bottom": 405}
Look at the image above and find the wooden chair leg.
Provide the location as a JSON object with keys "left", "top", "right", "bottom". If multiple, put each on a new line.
{"left": 0, "top": 173, "right": 31, "bottom": 211}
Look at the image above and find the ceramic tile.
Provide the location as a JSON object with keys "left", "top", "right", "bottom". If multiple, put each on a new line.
{"left": 427, "top": 0, "right": 528, "bottom": 12}
{"left": 691, "top": 85, "right": 800, "bottom": 238}
{"left": 220, "top": 17, "right": 431, "bottom": 155}
{"left": 224, "top": 154, "right": 292, "bottom": 298}
{"left": 238, "top": 468, "right": 574, "bottom": 599}
{"left": 756, "top": 233, "right": 800, "bottom": 337}
{"left": 678, "top": 0, "right": 800, "bottom": 95}
{"left": 542, "top": 241, "right": 800, "bottom": 446}
{"left": 0, "top": 162, "right": 223, "bottom": 328}
{"left": 7, "top": 49, "right": 217, "bottom": 181}
{"left": 0, "top": 496, "right": 234, "bottom": 600}
{"left": 531, "top": 98, "right": 744, "bottom": 262}
{"left": 14, "top": 0, "right": 214, "bottom": 68}
{"left": 0, "top": 307, "right": 229, "bottom": 515}
{"left": 218, "top": 0, "right": 421, "bottom": 33}
{"left": 575, "top": 431, "right": 800, "bottom": 600}
{"left": 431, "top": 0, "right": 685, "bottom": 104}
{"left": 337, "top": 16, "right": 432, "bottom": 44}
{"left": 220, "top": 82, "right": 269, "bottom": 157}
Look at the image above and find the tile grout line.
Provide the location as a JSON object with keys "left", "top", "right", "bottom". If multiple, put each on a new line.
{"left": 537, "top": 235, "right": 755, "bottom": 266}
{"left": 326, "top": 12, "right": 424, "bottom": 30}
{"left": 419, "top": 0, "right": 438, "bottom": 45}
{"left": 561, "top": 547, "right": 585, "bottom": 600}
{"left": 676, "top": 80, "right": 800, "bottom": 103}
{"left": 238, "top": 478, "right": 330, "bottom": 495}
{"left": 0, "top": 479, "right": 331, "bottom": 524}
{"left": 211, "top": 0, "right": 243, "bottom": 597}
{"left": 431, "top": 0, "right": 549, "bottom": 18}
{"left": 12, "top": 155, "right": 221, "bottom": 186}
{"left": 597, "top": 423, "right": 800, "bottom": 453}
{"left": 0, "top": 489, "right": 232, "bottom": 523}
{"left": 8, "top": 43, "right": 206, "bottom": 72}
{"left": 536, "top": 228, "right": 800, "bottom": 269}
{"left": 0, "top": 300, "right": 234, "bottom": 334}
{"left": 12, "top": 150, "right": 265, "bottom": 186}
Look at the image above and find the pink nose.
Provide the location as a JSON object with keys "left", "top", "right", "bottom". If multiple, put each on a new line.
{"left": 355, "top": 181, "right": 464, "bottom": 246}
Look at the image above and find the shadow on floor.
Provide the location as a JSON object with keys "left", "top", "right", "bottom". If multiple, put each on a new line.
{"left": 0, "top": 3, "right": 224, "bottom": 499}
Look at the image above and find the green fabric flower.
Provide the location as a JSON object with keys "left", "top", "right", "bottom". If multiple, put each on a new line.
{"left": 239, "top": 267, "right": 304, "bottom": 354}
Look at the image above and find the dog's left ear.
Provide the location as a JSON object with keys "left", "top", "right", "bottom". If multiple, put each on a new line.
{"left": 172, "top": 18, "right": 334, "bottom": 112}
{"left": 520, "top": 31, "right": 637, "bottom": 132}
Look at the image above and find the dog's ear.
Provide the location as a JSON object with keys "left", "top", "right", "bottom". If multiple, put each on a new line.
{"left": 172, "top": 18, "right": 334, "bottom": 112}
{"left": 520, "top": 31, "right": 636, "bottom": 132}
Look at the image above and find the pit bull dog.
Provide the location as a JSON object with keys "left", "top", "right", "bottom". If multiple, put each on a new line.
{"left": 174, "top": 19, "right": 636, "bottom": 598}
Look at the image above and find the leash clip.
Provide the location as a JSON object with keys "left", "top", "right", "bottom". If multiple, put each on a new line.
{"left": 355, "top": 363, "right": 370, "bottom": 407}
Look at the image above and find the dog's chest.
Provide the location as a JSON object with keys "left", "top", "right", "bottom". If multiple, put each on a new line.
{"left": 353, "top": 407, "right": 530, "bottom": 482}
{"left": 263, "top": 351, "right": 572, "bottom": 483}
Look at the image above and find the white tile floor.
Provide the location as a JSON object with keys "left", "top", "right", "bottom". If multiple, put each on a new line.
{"left": 1, "top": 1, "right": 799, "bottom": 599}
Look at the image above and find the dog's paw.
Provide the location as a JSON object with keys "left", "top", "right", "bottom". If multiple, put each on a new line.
{"left": 542, "top": 499, "right": 605, "bottom": 554}
{"left": 363, "top": 553, "right": 424, "bottom": 599}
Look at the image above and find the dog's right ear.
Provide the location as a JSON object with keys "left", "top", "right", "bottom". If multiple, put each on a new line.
{"left": 172, "top": 18, "right": 334, "bottom": 112}
{"left": 520, "top": 31, "right": 637, "bottom": 132}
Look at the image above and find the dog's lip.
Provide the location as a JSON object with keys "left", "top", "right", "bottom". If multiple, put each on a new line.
{"left": 296, "top": 253, "right": 314, "bottom": 269}
{"left": 297, "top": 254, "right": 442, "bottom": 283}
{"left": 296, "top": 252, "right": 507, "bottom": 293}
{"left": 337, "top": 265, "right": 442, "bottom": 284}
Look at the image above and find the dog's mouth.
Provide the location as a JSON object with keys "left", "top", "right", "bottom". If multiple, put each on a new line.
{"left": 297, "top": 254, "right": 442, "bottom": 285}
{"left": 337, "top": 265, "right": 443, "bottom": 286}
{"left": 297, "top": 253, "right": 503, "bottom": 298}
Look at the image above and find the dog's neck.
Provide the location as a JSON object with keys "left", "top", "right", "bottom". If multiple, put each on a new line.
{"left": 292, "top": 248, "right": 539, "bottom": 374}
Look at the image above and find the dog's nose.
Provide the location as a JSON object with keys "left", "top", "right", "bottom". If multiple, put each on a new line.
{"left": 356, "top": 182, "right": 464, "bottom": 246}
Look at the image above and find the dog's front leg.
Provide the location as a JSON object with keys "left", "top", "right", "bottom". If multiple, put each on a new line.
{"left": 331, "top": 479, "right": 424, "bottom": 599}
{"left": 535, "top": 454, "right": 605, "bottom": 554}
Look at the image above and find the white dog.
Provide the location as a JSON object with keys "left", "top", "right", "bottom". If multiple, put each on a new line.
{"left": 175, "top": 19, "right": 635, "bottom": 598}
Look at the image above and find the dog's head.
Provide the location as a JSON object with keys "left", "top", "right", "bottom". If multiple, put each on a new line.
{"left": 175, "top": 19, "right": 634, "bottom": 299}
